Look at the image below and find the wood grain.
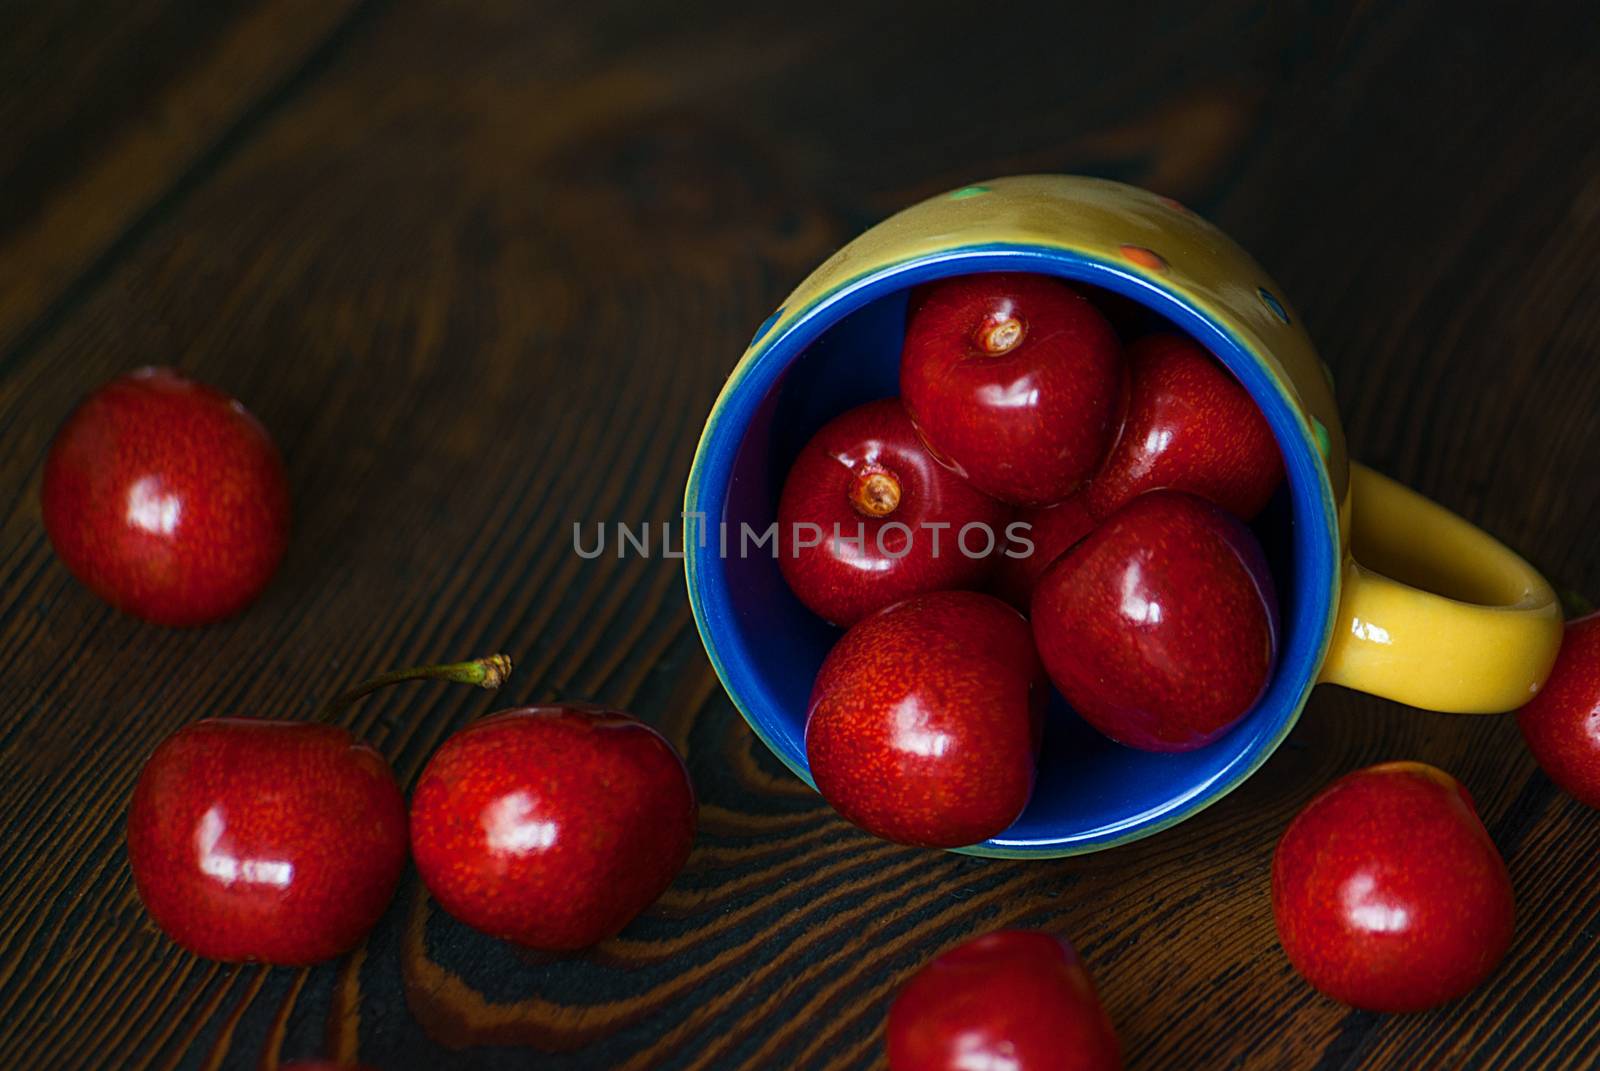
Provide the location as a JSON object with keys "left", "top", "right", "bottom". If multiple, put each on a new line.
{"left": 2, "top": 1, "right": 1599, "bottom": 1068}
{"left": 0, "top": 0, "right": 370, "bottom": 357}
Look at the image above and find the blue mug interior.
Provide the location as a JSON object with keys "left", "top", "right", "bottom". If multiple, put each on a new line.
{"left": 687, "top": 247, "right": 1335, "bottom": 856}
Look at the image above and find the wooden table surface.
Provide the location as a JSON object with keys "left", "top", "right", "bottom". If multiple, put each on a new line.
{"left": 4, "top": 2, "right": 1600, "bottom": 1068}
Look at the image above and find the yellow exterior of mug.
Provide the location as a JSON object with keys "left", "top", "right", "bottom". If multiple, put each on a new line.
{"left": 713, "top": 175, "right": 1560, "bottom": 714}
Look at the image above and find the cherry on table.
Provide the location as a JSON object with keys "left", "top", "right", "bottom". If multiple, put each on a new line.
{"left": 409, "top": 703, "right": 697, "bottom": 951}
{"left": 127, "top": 655, "right": 510, "bottom": 965}
{"left": 42, "top": 366, "right": 290, "bottom": 627}
{"left": 1272, "top": 761, "right": 1515, "bottom": 1013}
{"left": 1518, "top": 612, "right": 1600, "bottom": 807}
{"left": 888, "top": 929, "right": 1121, "bottom": 1071}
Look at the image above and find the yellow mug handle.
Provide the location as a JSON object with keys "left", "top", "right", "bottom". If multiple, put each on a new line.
{"left": 1318, "top": 464, "right": 1563, "bottom": 712}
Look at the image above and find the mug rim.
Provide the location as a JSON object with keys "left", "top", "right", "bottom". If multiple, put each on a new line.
{"left": 685, "top": 241, "right": 1341, "bottom": 857}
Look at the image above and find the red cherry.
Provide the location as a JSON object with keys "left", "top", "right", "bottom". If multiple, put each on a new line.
{"left": 42, "top": 367, "right": 290, "bottom": 626}
{"left": 1031, "top": 491, "right": 1277, "bottom": 752}
{"left": 126, "top": 655, "right": 510, "bottom": 965}
{"left": 805, "top": 591, "right": 1044, "bottom": 847}
{"left": 900, "top": 273, "right": 1124, "bottom": 506}
{"left": 1518, "top": 612, "right": 1600, "bottom": 806}
{"left": 127, "top": 720, "right": 406, "bottom": 965}
{"left": 990, "top": 493, "right": 1097, "bottom": 611}
{"left": 777, "top": 398, "right": 1010, "bottom": 626}
{"left": 1272, "top": 762, "right": 1515, "bottom": 1013}
{"left": 410, "top": 705, "right": 697, "bottom": 951}
{"left": 1085, "top": 334, "right": 1283, "bottom": 521}
{"left": 887, "top": 929, "right": 1121, "bottom": 1071}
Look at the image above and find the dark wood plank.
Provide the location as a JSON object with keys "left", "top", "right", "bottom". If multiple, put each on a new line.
{"left": 0, "top": 0, "right": 367, "bottom": 356}
{"left": 2, "top": 1, "right": 1599, "bottom": 1068}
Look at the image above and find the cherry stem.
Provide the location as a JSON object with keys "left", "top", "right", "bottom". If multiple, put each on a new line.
{"left": 316, "top": 653, "right": 512, "bottom": 722}
{"left": 978, "top": 315, "right": 1025, "bottom": 355}
{"left": 851, "top": 470, "right": 902, "bottom": 518}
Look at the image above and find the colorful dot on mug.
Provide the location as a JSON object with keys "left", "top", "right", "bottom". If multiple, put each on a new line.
{"left": 1258, "top": 287, "right": 1290, "bottom": 324}
{"left": 1159, "top": 195, "right": 1194, "bottom": 215}
{"left": 1119, "top": 245, "right": 1168, "bottom": 272}
{"left": 949, "top": 185, "right": 991, "bottom": 200}
{"left": 1311, "top": 416, "right": 1331, "bottom": 459}
{"left": 750, "top": 306, "right": 786, "bottom": 349}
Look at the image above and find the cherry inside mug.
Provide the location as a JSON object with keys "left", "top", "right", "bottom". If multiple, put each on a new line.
{"left": 684, "top": 175, "right": 1561, "bottom": 857}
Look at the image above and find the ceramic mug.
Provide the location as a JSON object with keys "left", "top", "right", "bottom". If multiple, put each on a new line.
{"left": 683, "top": 174, "right": 1562, "bottom": 858}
